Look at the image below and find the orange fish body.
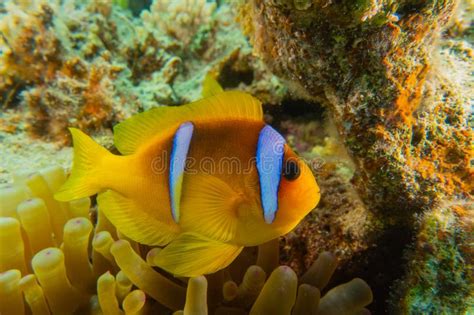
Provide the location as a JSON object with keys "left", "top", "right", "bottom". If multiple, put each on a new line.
{"left": 56, "top": 78, "right": 320, "bottom": 276}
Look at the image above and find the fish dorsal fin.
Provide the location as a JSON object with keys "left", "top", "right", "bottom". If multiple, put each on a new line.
{"left": 114, "top": 91, "right": 263, "bottom": 155}
{"left": 202, "top": 74, "right": 224, "bottom": 98}
{"left": 256, "top": 125, "right": 286, "bottom": 224}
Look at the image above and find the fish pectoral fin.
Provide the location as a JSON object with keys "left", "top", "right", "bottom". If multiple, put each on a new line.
{"left": 151, "top": 232, "right": 243, "bottom": 277}
{"left": 181, "top": 175, "right": 243, "bottom": 242}
{"left": 97, "top": 190, "right": 178, "bottom": 246}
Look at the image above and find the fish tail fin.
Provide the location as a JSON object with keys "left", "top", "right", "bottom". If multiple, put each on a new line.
{"left": 55, "top": 128, "right": 109, "bottom": 202}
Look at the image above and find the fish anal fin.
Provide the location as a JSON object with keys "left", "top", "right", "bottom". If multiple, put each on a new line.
{"left": 180, "top": 175, "right": 243, "bottom": 242}
{"left": 151, "top": 232, "right": 243, "bottom": 277}
{"left": 97, "top": 190, "right": 178, "bottom": 246}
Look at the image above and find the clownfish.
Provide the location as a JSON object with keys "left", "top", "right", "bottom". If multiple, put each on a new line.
{"left": 55, "top": 76, "right": 320, "bottom": 277}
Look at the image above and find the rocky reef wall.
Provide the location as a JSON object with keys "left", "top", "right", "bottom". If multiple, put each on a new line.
{"left": 238, "top": 0, "right": 473, "bottom": 312}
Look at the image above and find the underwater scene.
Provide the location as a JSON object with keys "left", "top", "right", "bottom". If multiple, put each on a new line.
{"left": 0, "top": 0, "right": 472, "bottom": 314}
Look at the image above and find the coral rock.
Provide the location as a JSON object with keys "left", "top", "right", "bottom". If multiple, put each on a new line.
{"left": 238, "top": 0, "right": 472, "bottom": 217}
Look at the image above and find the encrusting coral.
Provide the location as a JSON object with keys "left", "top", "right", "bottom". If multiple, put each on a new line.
{"left": 141, "top": 0, "right": 216, "bottom": 46}
{"left": 237, "top": 1, "right": 473, "bottom": 312}
{"left": 393, "top": 201, "right": 474, "bottom": 313}
{"left": 0, "top": 165, "right": 373, "bottom": 314}
{"left": 0, "top": 0, "right": 174, "bottom": 143}
{"left": 0, "top": 0, "right": 286, "bottom": 147}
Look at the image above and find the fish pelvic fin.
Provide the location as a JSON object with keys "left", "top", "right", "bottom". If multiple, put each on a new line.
{"left": 55, "top": 128, "right": 109, "bottom": 202}
{"left": 150, "top": 232, "right": 243, "bottom": 277}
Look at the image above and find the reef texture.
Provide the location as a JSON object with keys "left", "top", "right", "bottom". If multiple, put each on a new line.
{"left": 270, "top": 108, "right": 392, "bottom": 313}
{"left": 258, "top": 107, "right": 377, "bottom": 276}
{"left": 0, "top": 166, "right": 373, "bottom": 314}
{"left": 393, "top": 201, "right": 473, "bottom": 313}
{"left": 0, "top": 0, "right": 472, "bottom": 313}
{"left": 239, "top": 0, "right": 472, "bottom": 217}
{"left": 238, "top": 0, "right": 473, "bottom": 313}
{"left": 0, "top": 0, "right": 286, "bottom": 147}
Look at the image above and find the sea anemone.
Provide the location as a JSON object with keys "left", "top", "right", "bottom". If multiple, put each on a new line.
{"left": 0, "top": 165, "right": 373, "bottom": 314}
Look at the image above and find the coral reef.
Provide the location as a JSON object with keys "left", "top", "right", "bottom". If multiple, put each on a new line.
{"left": 273, "top": 113, "right": 377, "bottom": 273}
{"left": 393, "top": 201, "right": 473, "bottom": 313}
{"left": 0, "top": 1, "right": 134, "bottom": 142}
{"left": 0, "top": 0, "right": 286, "bottom": 182}
{"left": 142, "top": 0, "right": 216, "bottom": 46}
{"left": 0, "top": 0, "right": 285, "bottom": 146}
{"left": 0, "top": 0, "right": 471, "bottom": 312}
{"left": 0, "top": 166, "right": 373, "bottom": 314}
{"left": 236, "top": 0, "right": 473, "bottom": 312}
{"left": 238, "top": 0, "right": 472, "bottom": 217}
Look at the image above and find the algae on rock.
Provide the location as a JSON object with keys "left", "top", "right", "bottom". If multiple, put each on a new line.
{"left": 238, "top": 0, "right": 472, "bottom": 217}
{"left": 237, "top": 0, "right": 473, "bottom": 313}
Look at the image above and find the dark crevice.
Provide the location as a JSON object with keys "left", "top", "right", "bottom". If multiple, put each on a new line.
{"left": 411, "top": 126, "right": 424, "bottom": 147}
{"left": 1, "top": 82, "right": 27, "bottom": 109}
{"left": 128, "top": 0, "right": 153, "bottom": 16}
{"left": 281, "top": 98, "right": 325, "bottom": 118}
{"left": 395, "top": 1, "right": 429, "bottom": 18}
{"left": 217, "top": 61, "right": 254, "bottom": 89}
{"left": 263, "top": 97, "right": 325, "bottom": 127}
{"left": 328, "top": 225, "right": 414, "bottom": 314}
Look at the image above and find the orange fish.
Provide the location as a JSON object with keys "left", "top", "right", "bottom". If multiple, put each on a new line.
{"left": 55, "top": 77, "right": 320, "bottom": 277}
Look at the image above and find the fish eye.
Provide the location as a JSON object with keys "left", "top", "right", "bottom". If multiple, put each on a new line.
{"left": 283, "top": 159, "right": 300, "bottom": 181}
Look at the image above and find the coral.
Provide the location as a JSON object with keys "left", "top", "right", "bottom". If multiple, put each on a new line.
{"left": 0, "top": 2, "right": 62, "bottom": 90}
{"left": 263, "top": 106, "right": 378, "bottom": 274}
{"left": 0, "top": 0, "right": 179, "bottom": 143}
{"left": 1, "top": 0, "right": 469, "bottom": 312}
{"left": 24, "top": 61, "right": 119, "bottom": 142}
{"left": 141, "top": 0, "right": 288, "bottom": 105}
{"left": 0, "top": 0, "right": 286, "bottom": 179}
{"left": 392, "top": 201, "right": 473, "bottom": 314}
{"left": 236, "top": 1, "right": 473, "bottom": 312}
{"left": 0, "top": 165, "right": 373, "bottom": 314}
{"left": 141, "top": 0, "right": 216, "bottom": 45}
{"left": 237, "top": 0, "right": 473, "bottom": 218}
